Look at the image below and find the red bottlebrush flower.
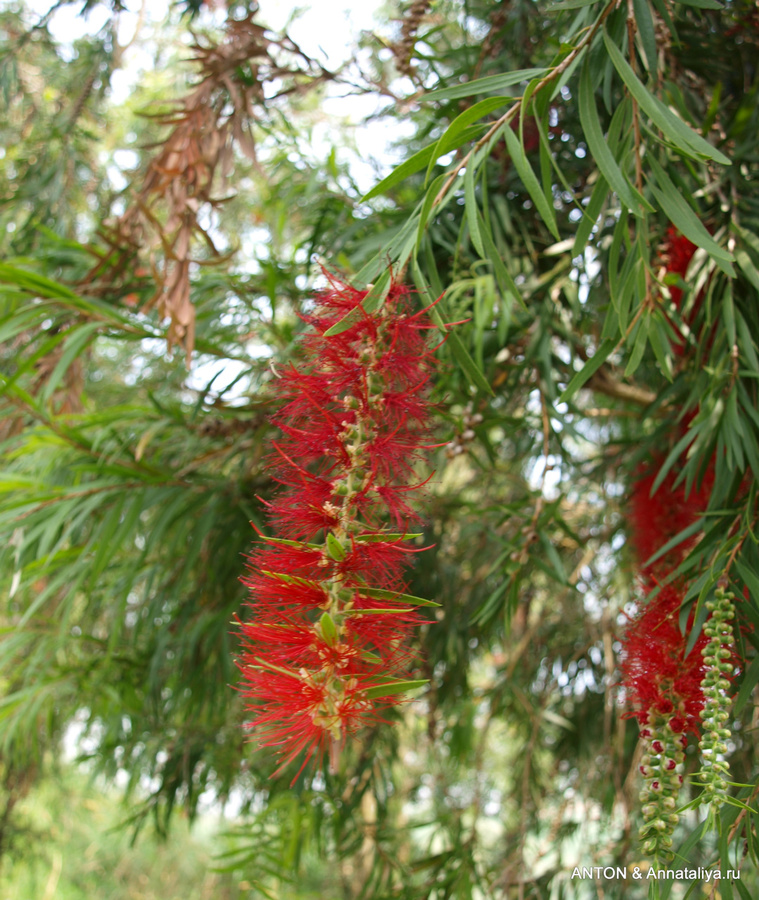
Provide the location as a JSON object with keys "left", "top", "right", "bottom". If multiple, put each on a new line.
{"left": 658, "top": 226, "right": 716, "bottom": 358}
{"left": 628, "top": 458, "right": 714, "bottom": 580}
{"left": 620, "top": 584, "right": 709, "bottom": 735}
{"left": 661, "top": 226, "right": 697, "bottom": 310}
{"left": 236, "top": 274, "right": 440, "bottom": 781}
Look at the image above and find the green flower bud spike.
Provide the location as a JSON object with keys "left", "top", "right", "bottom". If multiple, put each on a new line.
{"left": 637, "top": 712, "right": 686, "bottom": 865}
{"left": 697, "top": 586, "right": 737, "bottom": 807}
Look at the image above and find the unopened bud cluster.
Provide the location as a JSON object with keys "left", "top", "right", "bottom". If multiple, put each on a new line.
{"left": 638, "top": 713, "right": 686, "bottom": 863}
{"left": 697, "top": 587, "right": 737, "bottom": 805}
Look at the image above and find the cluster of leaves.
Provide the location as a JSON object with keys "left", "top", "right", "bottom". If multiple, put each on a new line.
{"left": 1, "top": 0, "right": 759, "bottom": 898}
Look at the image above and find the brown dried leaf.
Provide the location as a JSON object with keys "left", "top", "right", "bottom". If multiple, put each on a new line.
{"left": 80, "top": 10, "right": 333, "bottom": 361}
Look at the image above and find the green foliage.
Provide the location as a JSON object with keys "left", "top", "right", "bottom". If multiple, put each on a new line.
{"left": 0, "top": 765, "right": 246, "bottom": 899}
{"left": 1, "top": 0, "right": 759, "bottom": 897}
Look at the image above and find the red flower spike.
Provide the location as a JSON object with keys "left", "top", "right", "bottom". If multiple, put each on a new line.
{"left": 661, "top": 227, "right": 697, "bottom": 310}
{"left": 628, "top": 459, "right": 714, "bottom": 581}
{"left": 621, "top": 585, "right": 710, "bottom": 735}
{"left": 657, "top": 227, "right": 718, "bottom": 358}
{"left": 236, "top": 275, "right": 440, "bottom": 782}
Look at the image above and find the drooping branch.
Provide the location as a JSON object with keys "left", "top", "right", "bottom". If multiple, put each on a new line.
{"left": 84, "top": 11, "right": 336, "bottom": 362}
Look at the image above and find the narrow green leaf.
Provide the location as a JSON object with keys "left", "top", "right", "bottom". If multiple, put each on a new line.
{"left": 718, "top": 850, "right": 734, "bottom": 900}
{"left": 734, "top": 879, "right": 754, "bottom": 900}
{"left": 0, "top": 265, "right": 156, "bottom": 331}
{"left": 91, "top": 492, "right": 142, "bottom": 584}
{"left": 548, "top": 0, "right": 599, "bottom": 9}
{"left": 652, "top": 425, "right": 701, "bottom": 494}
{"left": 416, "top": 173, "right": 448, "bottom": 248}
{"left": 702, "top": 81, "right": 723, "bottom": 136}
{"left": 502, "top": 124, "right": 560, "bottom": 239}
{"left": 359, "top": 586, "right": 441, "bottom": 608}
{"left": 520, "top": 85, "right": 556, "bottom": 225}
{"left": 642, "top": 519, "right": 704, "bottom": 572}
{"left": 355, "top": 532, "right": 423, "bottom": 542}
{"left": 520, "top": 77, "right": 542, "bottom": 136}
{"left": 39, "top": 322, "right": 100, "bottom": 405}
{"left": 736, "top": 310, "right": 759, "bottom": 374}
{"left": 624, "top": 314, "right": 650, "bottom": 377}
{"left": 422, "top": 237, "right": 444, "bottom": 296}
{"left": 449, "top": 331, "right": 495, "bottom": 395}
{"left": 396, "top": 221, "right": 424, "bottom": 270}
{"left": 412, "top": 258, "right": 495, "bottom": 395}
{"left": 350, "top": 253, "right": 385, "bottom": 287}
{"left": 647, "top": 158, "right": 734, "bottom": 275}
{"left": 465, "top": 162, "right": 485, "bottom": 258}
{"left": 477, "top": 210, "right": 527, "bottom": 312}
{"left": 536, "top": 106, "right": 556, "bottom": 215}
{"left": 648, "top": 312, "right": 674, "bottom": 381}
{"left": 632, "top": 0, "right": 658, "bottom": 73}
{"left": 471, "top": 577, "right": 511, "bottom": 625}
{"left": 0, "top": 474, "right": 42, "bottom": 492}
{"left": 679, "top": 0, "right": 722, "bottom": 7}
{"left": 735, "top": 249, "right": 759, "bottom": 295}
{"left": 572, "top": 174, "right": 608, "bottom": 256}
{"left": 385, "top": 210, "right": 423, "bottom": 262}
{"left": 723, "top": 284, "right": 736, "bottom": 347}
{"left": 0, "top": 264, "right": 80, "bottom": 300}
{"left": 361, "top": 271, "right": 393, "bottom": 314}
{"left": 559, "top": 339, "right": 616, "bottom": 402}
{"left": 426, "top": 97, "right": 510, "bottom": 182}
{"left": 614, "top": 252, "right": 639, "bottom": 336}
{"left": 251, "top": 657, "right": 301, "bottom": 680}
{"left": 603, "top": 29, "right": 731, "bottom": 165}
{"left": 360, "top": 144, "right": 436, "bottom": 202}
{"left": 424, "top": 68, "right": 546, "bottom": 102}
{"left": 526, "top": 103, "right": 578, "bottom": 224}
{"left": 538, "top": 531, "right": 569, "bottom": 585}
{"left": 735, "top": 560, "right": 759, "bottom": 617}
{"left": 343, "top": 607, "right": 416, "bottom": 615}
{"left": 578, "top": 60, "right": 641, "bottom": 214}
{"left": 260, "top": 537, "right": 321, "bottom": 550}
{"left": 18, "top": 563, "right": 88, "bottom": 627}
{"left": 736, "top": 224, "right": 759, "bottom": 257}
{"left": 363, "top": 679, "right": 428, "bottom": 700}
{"left": 0, "top": 305, "right": 50, "bottom": 345}
{"left": 361, "top": 127, "right": 485, "bottom": 201}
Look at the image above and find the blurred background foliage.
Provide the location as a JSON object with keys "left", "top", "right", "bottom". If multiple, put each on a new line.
{"left": 1, "top": 0, "right": 759, "bottom": 897}
{"left": 1, "top": 764, "right": 247, "bottom": 899}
